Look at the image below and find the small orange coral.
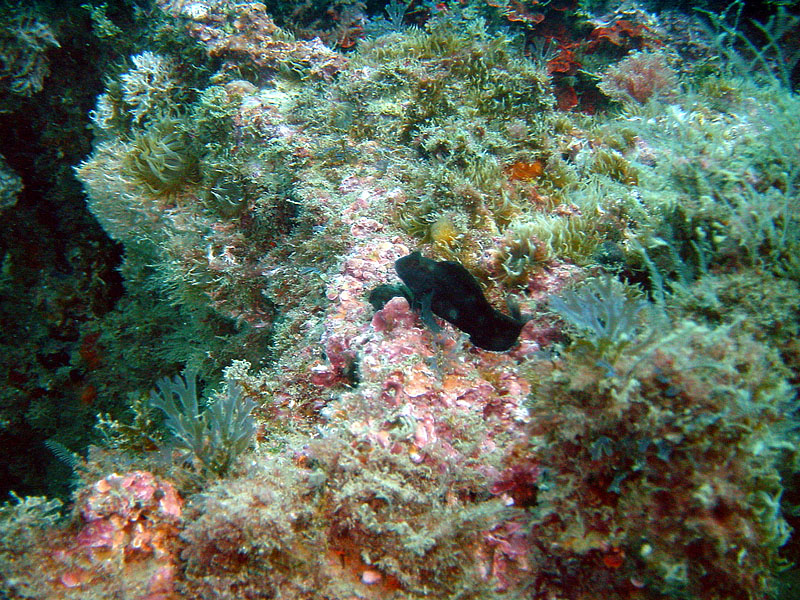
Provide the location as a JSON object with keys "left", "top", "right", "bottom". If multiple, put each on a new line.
{"left": 505, "top": 160, "right": 544, "bottom": 181}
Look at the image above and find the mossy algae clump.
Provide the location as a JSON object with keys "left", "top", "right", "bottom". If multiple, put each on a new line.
{"left": 520, "top": 319, "right": 797, "bottom": 599}
{"left": 292, "top": 11, "right": 560, "bottom": 253}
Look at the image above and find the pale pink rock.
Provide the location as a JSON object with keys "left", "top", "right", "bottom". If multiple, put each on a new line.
{"left": 361, "top": 569, "right": 382, "bottom": 585}
{"left": 60, "top": 569, "right": 89, "bottom": 588}
{"left": 349, "top": 217, "right": 384, "bottom": 238}
{"left": 371, "top": 297, "right": 418, "bottom": 333}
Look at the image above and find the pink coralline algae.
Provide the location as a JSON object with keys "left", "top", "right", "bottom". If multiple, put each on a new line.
{"left": 370, "top": 295, "right": 419, "bottom": 334}
{"left": 316, "top": 231, "right": 535, "bottom": 441}
{"left": 78, "top": 471, "right": 182, "bottom": 542}
{"left": 480, "top": 520, "right": 531, "bottom": 591}
{"left": 50, "top": 471, "right": 183, "bottom": 599}
{"left": 364, "top": 296, "right": 532, "bottom": 432}
{"left": 309, "top": 209, "right": 410, "bottom": 389}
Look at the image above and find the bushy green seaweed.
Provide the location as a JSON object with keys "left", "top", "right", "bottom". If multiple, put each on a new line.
{"left": 149, "top": 368, "right": 256, "bottom": 477}
{"left": 549, "top": 276, "right": 650, "bottom": 359}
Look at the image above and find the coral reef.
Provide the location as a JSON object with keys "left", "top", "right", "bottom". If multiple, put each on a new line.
{"left": 0, "top": 494, "right": 63, "bottom": 597}
{"left": 519, "top": 320, "right": 796, "bottom": 599}
{"left": 157, "top": 0, "right": 347, "bottom": 80}
{"left": 1, "top": 472, "right": 182, "bottom": 599}
{"left": 0, "top": 0, "right": 225, "bottom": 505}
{"left": 59, "top": 471, "right": 183, "bottom": 595}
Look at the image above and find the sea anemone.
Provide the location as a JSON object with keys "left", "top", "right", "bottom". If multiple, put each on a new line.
{"left": 124, "top": 117, "right": 199, "bottom": 195}
{"left": 495, "top": 219, "right": 551, "bottom": 284}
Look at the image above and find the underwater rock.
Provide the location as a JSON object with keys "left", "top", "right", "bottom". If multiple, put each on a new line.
{"left": 158, "top": 0, "right": 346, "bottom": 81}
{"left": 28, "top": 471, "right": 185, "bottom": 599}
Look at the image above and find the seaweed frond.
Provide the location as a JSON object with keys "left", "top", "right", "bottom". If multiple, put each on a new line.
{"left": 549, "top": 277, "right": 650, "bottom": 358}
{"left": 149, "top": 368, "right": 257, "bottom": 477}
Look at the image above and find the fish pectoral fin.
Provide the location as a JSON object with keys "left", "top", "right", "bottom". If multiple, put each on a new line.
{"left": 419, "top": 292, "right": 443, "bottom": 333}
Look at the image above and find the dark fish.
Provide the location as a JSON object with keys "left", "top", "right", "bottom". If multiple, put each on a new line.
{"left": 393, "top": 251, "right": 525, "bottom": 351}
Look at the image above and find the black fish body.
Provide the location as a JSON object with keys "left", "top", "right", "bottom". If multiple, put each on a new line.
{"left": 394, "top": 252, "right": 525, "bottom": 351}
